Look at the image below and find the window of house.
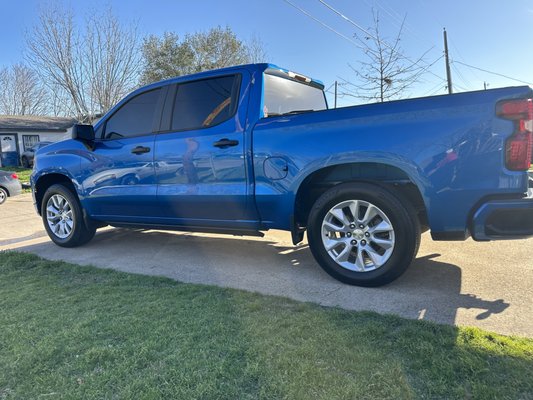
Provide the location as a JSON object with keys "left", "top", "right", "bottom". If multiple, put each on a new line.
{"left": 22, "top": 135, "right": 40, "bottom": 151}
{"left": 171, "top": 75, "right": 240, "bottom": 132}
{"left": 103, "top": 88, "right": 161, "bottom": 139}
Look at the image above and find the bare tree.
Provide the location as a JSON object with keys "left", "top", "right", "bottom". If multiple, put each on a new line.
{"left": 86, "top": 8, "right": 141, "bottom": 113}
{"left": 26, "top": 4, "right": 140, "bottom": 121}
{"left": 26, "top": 5, "right": 87, "bottom": 118}
{"left": 48, "top": 82, "right": 76, "bottom": 117}
{"left": 245, "top": 34, "right": 268, "bottom": 63}
{"left": 344, "top": 10, "right": 430, "bottom": 102}
{"left": 0, "top": 63, "right": 48, "bottom": 115}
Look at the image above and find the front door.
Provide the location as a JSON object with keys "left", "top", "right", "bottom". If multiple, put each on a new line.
{"left": 0, "top": 134, "right": 19, "bottom": 167}
{"left": 80, "top": 88, "right": 163, "bottom": 221}
{"left": 154, "top": 73, "right": 258, "bottom": 229}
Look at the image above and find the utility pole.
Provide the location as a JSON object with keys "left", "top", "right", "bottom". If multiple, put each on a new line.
{"left": 443, "top": 28, "right": 453, "bottom": 94}
{"left": 334, "top": 80, "right": 338, "bottom": 108}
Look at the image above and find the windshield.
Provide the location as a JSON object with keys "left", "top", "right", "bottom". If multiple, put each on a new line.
{"left": 263, "top": 73, "right": 327, "bottom": 117}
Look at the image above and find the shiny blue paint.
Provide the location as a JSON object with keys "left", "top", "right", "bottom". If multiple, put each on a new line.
{"left": 252, "top": 85, "right": 532, "bottom": 236}
{"left": 153, "top": 69, "right": 257, "bottom": 228}
{"left": 80, "top": 134, "right": 158, "bottom": 220}
{"left": 31, "top": 63, "right": 533, "bottom": 241}
{"left": 31, "top": 141, "right": 85, "bottom": 192}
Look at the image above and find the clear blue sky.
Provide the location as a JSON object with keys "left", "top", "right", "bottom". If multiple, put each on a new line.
{"left": 1, "top": 0, "right": 532, "bottom": 107}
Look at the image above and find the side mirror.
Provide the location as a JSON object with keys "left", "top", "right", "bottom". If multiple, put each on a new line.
{"left": 72, "top": 124, "right": 95, "bottom": 142}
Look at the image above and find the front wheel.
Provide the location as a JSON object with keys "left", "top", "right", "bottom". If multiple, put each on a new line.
{"left": 307, "top": 183, "right": 420, "bottom": 287}
{"left": 41, "top": 184, "right": 96, "bottom": 247}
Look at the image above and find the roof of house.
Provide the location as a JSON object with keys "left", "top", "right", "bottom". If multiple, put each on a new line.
{"left": 0, "top": 115, "right": 77, "bottom": 132}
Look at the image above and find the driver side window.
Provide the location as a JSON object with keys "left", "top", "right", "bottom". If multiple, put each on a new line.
{"left": 103, "top": 88, "right": 161, "bottom": 139}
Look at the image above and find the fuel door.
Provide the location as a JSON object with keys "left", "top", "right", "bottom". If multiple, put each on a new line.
{"left": 263, "top": 156, "right": 288, "bottom": 180}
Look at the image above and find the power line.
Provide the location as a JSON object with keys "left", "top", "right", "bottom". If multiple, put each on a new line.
{"left": 451, "top": 62, "right": 473, "bottom": 91}
{"left": 316, "top": 0, "right": 445, "bottom": 83}
{"left": 427, "top": 85, "right": 446, "bottom": 96}
{"left": 283, "top": 0, "right": 449, "bottom": 100}
{"left": 448, "top": 38, "right": 483, "bottom": 83}
{"left": 401, "top": 54, "right": 446, "bottom": 85}
{"left": 396, "top": 6, "right": 529, "bottom": 89}
{"left": 421, "top": 81, "right": 446, "bottom": 96}
{"left": 324, "top": 82, "right": 335, "bottom": 93}
{"left": 453, "top": 60, "right": 533, "bottom": 86}
{"left": 282, "top": 0, "right": 363, "bottom": 49}
{"left": 415, "top": 1, "right": 483, "bottom": 85}
{"left": 419, "top": 55, "right": 444, "bottom": 74}
{"left": 363, "top": 0, "right": 436, "bottom": 51}
{"left": 442, "top": 27, "right": 495, "bottom": 88}
{"left": 450, "top": 79, "right": 469, "bottom": 92}
{"left": 317, "top": 0, "right": 377, "bottom": 42}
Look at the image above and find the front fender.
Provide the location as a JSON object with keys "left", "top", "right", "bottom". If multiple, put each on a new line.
{"left": 31, "top": 140, "right": 87, "bottom": 212}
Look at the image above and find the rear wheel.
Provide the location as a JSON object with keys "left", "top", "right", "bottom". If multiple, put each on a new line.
{"left": 41, "top": 184, "right": 96, "bottom": 247}
{"left": 0, "top": 187, "right": 7, "bottom": 205}
{"left": 21, "top": 157, "right": 30, "bottom": 168}
{"left": 307, "top": 182, "right": 420, "bottom": 287}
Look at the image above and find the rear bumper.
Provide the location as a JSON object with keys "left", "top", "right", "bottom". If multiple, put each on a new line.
{"left": 5, "top": 180, "right": 22, "bottom": 197}
{"left": 471, "top": 191, "right": 533, "bottom": 241}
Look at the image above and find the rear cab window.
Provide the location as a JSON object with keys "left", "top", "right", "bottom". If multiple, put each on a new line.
{"left": 263, "top": 69, "right": 327, "bottom": 117}
{"left": 170, "top": 75, "right": 241, "bottom": 132}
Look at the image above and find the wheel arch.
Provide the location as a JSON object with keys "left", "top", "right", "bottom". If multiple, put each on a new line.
{"left": 291, "top": 162, "right": 429, "bottom": 244}
{"left": 34, "top": 173, "right": 78, "bottom": 216}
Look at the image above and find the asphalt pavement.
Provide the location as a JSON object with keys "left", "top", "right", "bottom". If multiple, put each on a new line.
{"left": 1, "top": 193, "right": 532, "bottom": 337}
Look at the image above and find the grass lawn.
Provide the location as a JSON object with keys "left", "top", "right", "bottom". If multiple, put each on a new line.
{"left": 1, "top": 252, "right": 533, "bottom": 399}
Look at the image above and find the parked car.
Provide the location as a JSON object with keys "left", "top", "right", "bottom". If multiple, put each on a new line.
{"left": 0, "top": 170, "right": 22, "bottom": 204}
{"left": 31, "top": 63, "right": 533, "bottom": 286}
{"left": 21, "top": 141, "right": 52, "bottom": 168}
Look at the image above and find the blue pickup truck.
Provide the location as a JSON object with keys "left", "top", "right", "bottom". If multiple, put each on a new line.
{"left": 31, "top": 63, "right": 533, "bottom": 286}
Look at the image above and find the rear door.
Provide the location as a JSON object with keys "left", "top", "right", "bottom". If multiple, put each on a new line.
{"left": 154, "top": 72, "right": 258, "bottom": 229}
{"left": 81, "top": 87, "right": 165, "bottom": 221}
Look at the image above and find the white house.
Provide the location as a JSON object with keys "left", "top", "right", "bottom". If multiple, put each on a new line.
{"left": 0, "top": 115, "right": 76, "bottom": 167}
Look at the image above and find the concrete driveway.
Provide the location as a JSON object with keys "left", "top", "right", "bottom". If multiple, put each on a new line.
{"left": 1, "top": 193, "right": 532, "bottom": 337}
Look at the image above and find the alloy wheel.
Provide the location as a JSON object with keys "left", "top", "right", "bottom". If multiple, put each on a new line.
{"left": 321, "top": 199, "right": 395, "bottom": 272}
{"left": 46, "top": 194, "right": 74, "bottom": 239}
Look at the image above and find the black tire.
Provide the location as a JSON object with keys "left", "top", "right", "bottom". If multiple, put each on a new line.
{"left": 0, "top": 187, "right": 7, "bottom": 205}
{"left": 41, "top": 184, "right": 96, "bottom": 247}
{"left": 307, "top": 182, "right": 421, "bottom": 287}
{"left": 21, "top": 157, "right": 30, "bottom": 168}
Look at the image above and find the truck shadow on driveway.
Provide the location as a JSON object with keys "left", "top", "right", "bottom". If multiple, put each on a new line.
{"left": 17, "top": 228, "right": 510, "bottom": 330}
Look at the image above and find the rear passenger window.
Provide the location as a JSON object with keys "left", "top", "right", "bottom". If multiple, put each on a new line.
{"left": 104, "top": 88, "right": 161, "bottom": 139}
{"left": 171, "top": 75, "right": 239, "bottom": 132}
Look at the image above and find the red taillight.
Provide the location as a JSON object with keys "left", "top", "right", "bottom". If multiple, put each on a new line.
{"left": 497, "top": 99, "right": 533, "bottom": 120}
{"left": 506, "top": 132, "right": 532, "bottom": 170}
{"left": 497, "top": 98, "right": 533, "bottom": 171}
{"left": 11, "top": 173, "right": 18, "bottom": 180}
